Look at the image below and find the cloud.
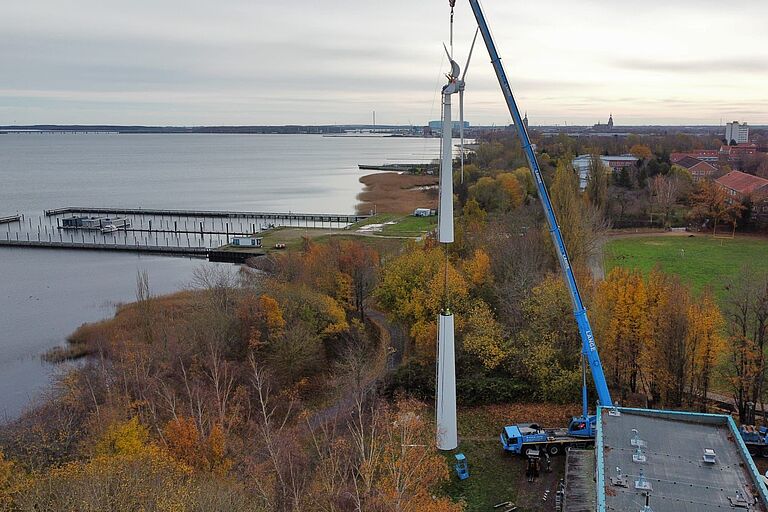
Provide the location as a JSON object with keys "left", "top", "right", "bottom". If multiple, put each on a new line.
{"left": 1, "top": 0, "right": 767, "bottom": 124}
{"left": 613, "top": 58, "right": 768, "bottom": 74}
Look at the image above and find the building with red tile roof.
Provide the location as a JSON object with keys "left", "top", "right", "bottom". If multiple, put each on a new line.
{"left": 670, "top": 150, "right": 720, "bottom": 163}
{"left": 716, "top": 170, "right": 768, "bottom": 197}
{"left": 720, "top": 143, "right": 758, "bottom": 161}
{"left": 715, "top": 171, "right": 768, "bottom": 224}
{"left": 673, "top": 156, "right": 718, "bottom": 182}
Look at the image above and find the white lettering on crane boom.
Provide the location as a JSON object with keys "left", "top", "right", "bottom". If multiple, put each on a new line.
{"left": 586, "top": 330, "right": 596, "bottom": 352}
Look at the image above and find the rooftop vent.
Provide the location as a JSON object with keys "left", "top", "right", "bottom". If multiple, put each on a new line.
{"left": 728, "top": 489, "right": 750, "bottom": 508}
{"left": 635, "top": 469, "right": 652, "bottom": 491}
{"left": 633, "top": 447, "right": 647, "bottom": 463}
{"left": 611, "top": 466, "right": 629, "bottom": 488}
{"left": 608, "top": 406, "right": 621, "bottom": 417}
{"left": 640, "top": 492, "right": 654, "bottom": 512}
{"left": 703, "top": 448, "right": 717, "bottom": 464}
{"left": 631, "top": 429, "right": 647, "bottom": 448}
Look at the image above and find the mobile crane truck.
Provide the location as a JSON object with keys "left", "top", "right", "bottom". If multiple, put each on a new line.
{"left": 469, "top": 0, "right": 768, "bottom": 457}
{"left": 467, "top": 0, "right": 768, "bottom": 461}
{"left": 465, "top": 0, "right": 613, "bottom": 456}
{"left": 740, "top": 425, "right": 768, "bottom": 457}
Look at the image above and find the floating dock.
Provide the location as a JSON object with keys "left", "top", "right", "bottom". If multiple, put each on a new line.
{"left": 3, "top": 207, "right": 363, "bottom": 261}
{"left": 0, "top": 214, "right": 21, "bottom": 225}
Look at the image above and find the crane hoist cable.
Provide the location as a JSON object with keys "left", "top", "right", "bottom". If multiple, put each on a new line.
{"left": 442, "top": 2, "right": 452, "bottom": 314}
{"left": 449, "top": 0, "right": 455, "bottom": 58}
{"left": 436, "top": 0, "right": 456, "bottom": 412}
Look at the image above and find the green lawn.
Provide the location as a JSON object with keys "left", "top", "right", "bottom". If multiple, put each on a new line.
{"left": 604, "top": 234, "right": 768, "bottom": 301}
{"left": 441, "top": 438, "right": 518, "bottom": 511}
{"left": 351, "top": 213, "right": 436, "bottom": 237}
{"left": 440, "top": 405, "right": 575, "bottom": 511}
{"left": 349, "top": 213, "right": 400, "bottom": 229}
{"left": 379, "top": 215, "right": 436, "bottom": 236}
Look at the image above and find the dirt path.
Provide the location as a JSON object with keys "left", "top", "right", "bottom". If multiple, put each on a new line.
{"left": 365, "top": 306, "right": 405, "bottom": 370}
{"left": 306, "top": 306, "right": 405, "bottom": 431}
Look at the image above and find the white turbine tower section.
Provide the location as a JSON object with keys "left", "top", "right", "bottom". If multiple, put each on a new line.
{"left": 438, "top": 54, "right": 460, "bottom": 244}
{"left": 436, "top": 311, "right": 457, "bottom": 450}
{"left": 435, "top": 6, "right": 477, "bottom": 452}
{"left": 436, "top": 50, "right": 461, "bottom": 452}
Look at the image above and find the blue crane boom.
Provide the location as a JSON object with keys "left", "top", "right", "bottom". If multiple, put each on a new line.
{"left": 467, "top": 0, "right": 613, "bottom": 408}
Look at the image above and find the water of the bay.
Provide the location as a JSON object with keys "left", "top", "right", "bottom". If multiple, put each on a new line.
{"left": 0, "top": 133, "right": 442, "bottom": 420}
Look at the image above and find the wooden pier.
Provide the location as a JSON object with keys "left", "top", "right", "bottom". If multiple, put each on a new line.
{"left": 0, "top": 214, "right": 21, "bottom": 225}
{"left": 0, "top": 239, "right": 209, "bottom": 257}
{"left": 44, "top": 206, "right": 368, "bottom": 225}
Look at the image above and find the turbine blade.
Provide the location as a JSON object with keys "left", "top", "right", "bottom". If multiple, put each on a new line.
{"left": 443, "top": 43, "right": 460, "bottom": 79}
{"left": 461, "top": 27, "right": 480, "bottom": 81}
{"left": 442, "top": 42, "right": 452, "bottom": 63}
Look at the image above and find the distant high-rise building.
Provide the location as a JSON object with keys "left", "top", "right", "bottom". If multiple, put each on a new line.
{"left": 725, "top": 121, "right": 749, "bottom": 144}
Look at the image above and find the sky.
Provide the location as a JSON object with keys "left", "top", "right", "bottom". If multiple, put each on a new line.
{"left": 1, "top": 0, "right": 767, "bottom": 126}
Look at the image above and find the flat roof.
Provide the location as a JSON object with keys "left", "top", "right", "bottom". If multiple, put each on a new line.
{"left": 572, "top": 154, "right": 638, "bottom": 162}
{"left": 597, "top": 407, "right": 768, "bottom": 511}
{"left": 564, "top": 449, "right": 596, "bottom": 512}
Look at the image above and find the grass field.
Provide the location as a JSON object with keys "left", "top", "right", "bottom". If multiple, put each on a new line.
{"left": 441, "top": 404, "right": 580, "bottom": 511}
{"left": 604, "top": 234, "right": 768, "bottom": 300}
{"left": 379, "top": 214, "right": 436, "bottom": 236}
{"left": 350, "top": 213, "right": 436, "bottom": 237}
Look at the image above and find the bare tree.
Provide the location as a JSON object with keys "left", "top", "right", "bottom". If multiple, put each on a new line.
{"left": 649, "top": 174, "right": 681, "bottom": 228}
{"left": 136, "top": 269, "right": 154, "bottom": 343}
{"left": 191, "top": 265, "right": 240, "bottom": 314}
{"left": 248, "top": 355, "right": 305, "bottom": 511}
{"left": 723, "top": 266, "right": 768, "bottom": 422}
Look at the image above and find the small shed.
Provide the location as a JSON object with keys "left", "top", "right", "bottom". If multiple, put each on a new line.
{"left": 413, "top": 208, "right": 433, "bottom": 217}
{"left": 232, "top": 236, "right": 262, "bottom": 248}
{"left": 62, "top": 215, "right": 86, "bottom": 228}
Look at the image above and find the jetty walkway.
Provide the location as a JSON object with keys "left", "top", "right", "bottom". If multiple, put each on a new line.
{"left": 0, "top": 214, "right": 21, "bottom": 225}
{"left": 45, "top": 207, "right": 368, "bottom": 225}
{"left": 0, "top": 239, "right": 209, "bottom": 257}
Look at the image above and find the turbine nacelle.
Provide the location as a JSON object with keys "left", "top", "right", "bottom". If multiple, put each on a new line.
{"left": 442, "top": 46, "right": 464, "bottom": 95}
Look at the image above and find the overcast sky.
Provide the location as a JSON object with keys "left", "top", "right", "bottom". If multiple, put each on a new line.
{"left": 2, "top": 0, "right": 767, "bottom": 126}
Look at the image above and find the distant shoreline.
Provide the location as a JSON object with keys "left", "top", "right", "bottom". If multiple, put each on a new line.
{"left": 3, "top": 124, "right": 763, "bottom": 135}
{"left": 0, "top": 125, "right": 415, "bottom": 135}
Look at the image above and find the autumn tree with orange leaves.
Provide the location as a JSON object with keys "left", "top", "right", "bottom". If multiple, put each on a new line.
{"left": 592, "top": 268, "right": 726, "bottom": 408}
{"left": 376, "top": 244, "right": 471, "bottom": 360}
{"left": 688, "top": 180, "right": 744, "bottom": 234}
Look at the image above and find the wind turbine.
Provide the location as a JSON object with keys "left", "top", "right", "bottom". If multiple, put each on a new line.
{"left": 436, "top": 19, "right": 478, "bottom": 452}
